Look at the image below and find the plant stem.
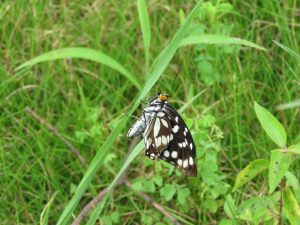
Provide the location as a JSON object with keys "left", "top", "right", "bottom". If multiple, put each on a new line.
{"left": 278, "top": 178, "right": 284, "bottom": 225}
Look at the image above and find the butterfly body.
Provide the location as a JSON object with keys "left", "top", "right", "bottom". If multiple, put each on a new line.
{"left": 127, "top": 93, "right": 197, "bottom": 177}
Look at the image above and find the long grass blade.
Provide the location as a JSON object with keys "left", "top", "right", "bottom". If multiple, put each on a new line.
{"left": 15, "top": 47, "right": 141, "bottom": 90}
{"left": 137, "top": 0, "right": 151, "bottom": 74}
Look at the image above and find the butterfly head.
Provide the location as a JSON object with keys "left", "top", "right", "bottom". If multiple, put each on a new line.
{"left": 158, "top": 93, "right": 168, "bottom": 101}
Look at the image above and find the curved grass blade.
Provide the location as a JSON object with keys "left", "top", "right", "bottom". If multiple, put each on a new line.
{"left": 232, "top": 159, "right": 269, "bottom": 192}
{"left": 137, "top": 0, "right": 151, "bottom": 74}
{"left": 57, "top": 1, "right": 203, "bottom": 225}
{"left": 273, "top": 40, "right": 300, "bottom": 61}
{"left": 254, "top": 102, "right": 287, "bottom": 148}
{"left": 150, "top": 34, "right": 266, "bottom": 71}
{"left": 15, "top": 47, "right": 141, "bottom": 90}
{"left": 180, "top": 35, "right": 267, "bottom": 51}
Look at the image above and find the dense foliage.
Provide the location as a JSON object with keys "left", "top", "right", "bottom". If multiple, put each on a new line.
{"left": 1, "top": 0, "right": 300, "bottom": 224}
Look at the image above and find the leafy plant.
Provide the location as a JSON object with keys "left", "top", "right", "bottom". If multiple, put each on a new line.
{"left": 227, "top": 102, "right": 300, "bottom": 224}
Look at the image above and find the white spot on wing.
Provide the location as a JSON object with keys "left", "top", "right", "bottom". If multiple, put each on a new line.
{"left": 170, "top": 134, "right": 173, "bottom": 141}
{"left": 190, "top": 143, "right": 193, "bottom": 150}
{"left": 148, "top": 137, "right": 152, "bottom": 145}
{"left": 183, "top": 159, "right": 188, "bottom": 168}
{"left": 157, "top": 112, "right": 165, "bottom": 117}
{"left": 150, "top": 153, "right": 155, "bottom": 159}
{"left": 162, "top": 136, "right": 167, "bottom": 145}
{"left": 189, "top": 156, "right": 194, "bottom": 165}
{"left": 172, "top": 125, "right": 179, "bottom": 133}
{"left": 164, "top": 150, "right": 170, "bottom": 157}
{"left": 182, "top": 142, "right": 186, "bottom": 147}
{"left": 154, "top": 119, "right": 160, "bottom": 137}
{"left": 157, "top": 137, "right": 161, "bottom": 147}
{"left": 178, "top": 143, "right": 182, "bottom": 148}
{"left": 175, "top": 117, "right": 178, "bottom": 122}
{"left": 161, "top": 119, "right": 169, "bottom": 128}
{"left": 171, "top": 151, "right": 177, "bottom": 158}
{"left": 178, "top": 159, "right": 182, "bottom": 166}
{"left": 183, "top": 131, "right": 186, "bottom": 136}
{"left": 185, "top": 127, "right": 188, "bottom": 133}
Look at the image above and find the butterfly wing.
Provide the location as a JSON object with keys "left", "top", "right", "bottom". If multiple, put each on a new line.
{"left": 144, "top": 112, "right": 172, "bottom": 160}
{"left": 160, "top": 105, "right": 197, "bottom": 177}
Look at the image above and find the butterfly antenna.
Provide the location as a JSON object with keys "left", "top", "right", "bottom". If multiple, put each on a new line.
{"left": 168, "top": 72, "right": 179, "bottom": 97}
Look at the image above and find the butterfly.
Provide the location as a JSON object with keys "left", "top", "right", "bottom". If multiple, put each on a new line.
{"left": 127, "top": 75, "right": 197, "bottom": 177}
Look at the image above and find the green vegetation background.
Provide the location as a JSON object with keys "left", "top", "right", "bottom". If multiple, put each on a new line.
{"left": 1, "top": 0, "right": 299, "bottom": 224}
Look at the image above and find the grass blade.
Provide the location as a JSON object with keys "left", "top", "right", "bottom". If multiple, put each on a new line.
{"left": 180, "top": 35, "right": 267, "bottom": 50}
{"left": 273, "top": 40, "right": 300, "bottom": 61}
{"left": 15, "top": 47, "right": 141, "bottom": 90}
{"left": 137, "top": 0, "right": 151, "bottom": 74}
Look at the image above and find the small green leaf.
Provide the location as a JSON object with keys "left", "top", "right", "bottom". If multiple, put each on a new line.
{"left": 132, "top": 181, "right": 143, "bottom": 191}
{"left": 144, "top": 180, "right": 155, "bottom": 192}
{"left": 269, "top": 150, "right": 292, "bottom": 194}
{"left": 283, "top": 186, "right": 300, "bottom": 225}
{"left": 160, "top": 184, "right": 176, "bottom": 201}
{"left": 254, "top": 102, "right": 287, "bottom": 148}
{"left": 287, "top": 145, "right": 300, "bottom": 155}
{"left": 177, "top": 188, "right": 190, "bottom": 205}
{"left": 232, "top": 159, "right": 269, "bottom": 192}
{"left": 207, "top": 200, "right": 218, "bottom": 213}
{"left": 219, "top": 220, "right": 233, "bottom": 225}
{"left": 224, "top": 194, "right": 236, "bottom": 220}
{"left": 102, "top": 216, "right": 112, "bottom": 225}
{"left": 110, "top": 212, "right": 120, "bottom": 224}
{"left": 154, "top": 176, "right": 163, "bottom": 187}
{"left": 285, "top": 170, "right": 300, "bottom": 191}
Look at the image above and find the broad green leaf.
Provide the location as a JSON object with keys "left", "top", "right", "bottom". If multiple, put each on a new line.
{"left": 137, "top": 0, "right": 151, "bottom": 73}
{"left": 285, "top": 170, "right": 300, "bottom": 191}
{"left": 287, "top": 145, "right": 300, "bottom": 156}
{"left": 224, "top": 194, "right": 236, "bottom": 220}
{"left": 253, "top": 208, "right": 270, "bottom": 225}
{"left": 283, "top": 186, "right": 300, "bottom": 225}
{"left": 254, "top": 102, "right": 287, "bottom": 148}
{"left": 160, "top": 184, "right": 176, "bottom": 201}
{"left": 177, "top": 188, "right": 190, "bottom": 205}
{"left": 180, "top": 35, "right": 267, "bottom": 51}
{"left": 269, "top": 150, "right": 292, "bottom": 194}
{"left": 132, "top": 181, "right": 143, "bottom": 191}
{"left": 232, "top": 159, "right": 269, "bottom": 192}
{"left": 15, "top": 48, "right": 141, "bottom": 90}
{"left": 273, "top": 41, "right": 300, "bottom": 61}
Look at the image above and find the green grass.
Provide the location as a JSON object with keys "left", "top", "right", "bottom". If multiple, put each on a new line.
{"left": 1, "top": 0, "right": 300, "bottom": 224}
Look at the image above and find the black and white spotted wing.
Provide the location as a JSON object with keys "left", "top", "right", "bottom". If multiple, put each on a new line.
{"left": 159, "top": 105, "right": 197, "bottom": 177}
